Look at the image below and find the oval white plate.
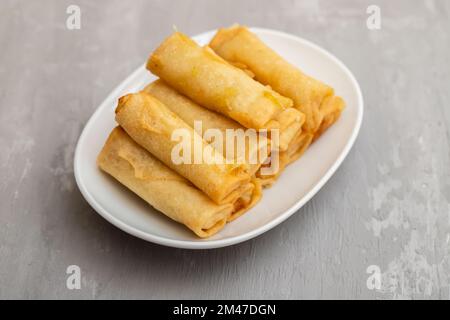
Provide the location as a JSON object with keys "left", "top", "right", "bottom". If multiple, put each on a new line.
{"left": 74, "top": 28, "right": 363, "bottom": 249}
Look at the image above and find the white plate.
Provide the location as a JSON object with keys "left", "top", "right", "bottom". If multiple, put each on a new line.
{"left": 74, "top": 28, "right": 363, "bottom": 249}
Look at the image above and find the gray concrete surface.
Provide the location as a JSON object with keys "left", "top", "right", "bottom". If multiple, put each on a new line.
{"left": 0, "top": 0, "right": 449, "bottom": 299}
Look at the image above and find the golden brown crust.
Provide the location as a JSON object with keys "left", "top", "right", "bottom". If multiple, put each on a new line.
{"left": 143, "top": 80, "right": 271, "bottom": 176}
{"left": 313, "top": 96, "right": 345, "bottom": 141}
{"left": 209, "top": 25, "right": 338, "bottom": 135}
{"left": 255, "top": 151, "right": 289, "bottom": 188}
{"left": 227, "top": 178, "right": 262, "bottom": 221}
{"left": 97, "top": 127, "right": 233, "bottom": 238}
{"left": 285, "top": 131, "right": 314, "bottom": 165}
{"left": 146, "top": 32, "right": 304, "bottom": 151}
{"left": 115, "top": 91, "right": 251, "bottom": 205}
{"left": 95, "top": 26, "right": 346, "bottom": 238}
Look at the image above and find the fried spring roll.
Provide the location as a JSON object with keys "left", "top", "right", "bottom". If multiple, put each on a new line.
{"left": 255, "top": 151, "right": 289, "bottom": 187}
{"left": 229, "top": 178, "right": 262, "bottom": 221}
{"left": 146, "top": 32, "right": 304, "bottom": 151}
{"left": 143, "top": 80, "right": 270, "bottom": 176}
{"left": 210, "top": 25, "right": 343, "bottom": 134}
{"left": 115, "top": 92, "right": 251, "bottom": 205}
{"left": 257, "top": 101, "right": 338, "bottom": 187}
{"left": 254, "top": 131, "right": 313, "bottom": 187}
{"left": 313, "top": 96, "right": 345, "bottom": 141}
{"left": 143, "top": 81, "right": 281, "bottom": 189}
{"left": 285, "top": 132, "right": 314, "bottom": 165}
{"left": 97, "top": 127, "right": 233, "bottom": 238}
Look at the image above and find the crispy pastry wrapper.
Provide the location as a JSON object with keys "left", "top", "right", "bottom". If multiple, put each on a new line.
{"left": 313, "top": 95, "right": 345, "bottom": 141}
{"left": 143, "top": 80, "right": 270, "bottom": 176}
{"left": 228, "top": 178, "right": 262, "bottom": 221}
{"left": 286, "top": 131, "right": 314, "bottom": 165}
{"left": 255, "top": 98, "right": 341, "bottom": 187}
{"left": 255, "top": 151, "right": 289, "bottom": 188}
{"left": 210, "top": 25, "right": 341, "bottom": 135}
{"left": 146, "top": 32, "right": 304, "bottom": 151}
{"left": 97, "top": 127, "right": 233, "bottom": 238}
{"left": 115, "top": 91, "right": 251, "bottom": 205}
{"left": 255, "top": 131, "right": 313, "bottom": 187}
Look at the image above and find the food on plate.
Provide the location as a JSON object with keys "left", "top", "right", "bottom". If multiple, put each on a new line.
{"left": 94, "top": 26, "right": 346, "bottom": 238}
{"left": 146, "top": 32, "right": 305, "bottom": 152}
{"left": 143, "top": 80, "right": 270, "bottom": 177}
{"left": 115, "top": 91, "right": 252, "bottom": 206}
{"left": 97, "top": 127, "right": 233, "bottom": 237}
{"left": 209, "top": 25, "right": 344, "bottom": 137}
{"left": 313, "top": 95, "right": 345, "bottom": 141}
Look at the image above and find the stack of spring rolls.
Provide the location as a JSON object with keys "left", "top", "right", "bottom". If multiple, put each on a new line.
{"left": 97, "top": 25, "right": 345, "bottom": 238}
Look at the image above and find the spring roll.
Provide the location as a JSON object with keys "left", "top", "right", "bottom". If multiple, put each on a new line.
{"left": 146, "top": 32, "right": 304, "bottom": 151}
{"left": 115, "top": 91, "right": 251, "bottom": 205}
{"left": 285, "top": 132, "right": 314, "bottom": 165}
{"left": 255, "top": 151, "right": 289, "bottom": 187}
{"left": 143, "top": 81, "right": 280, "bottom": 189}
{"left": 143, "top": 80, "right": 271, "bottom": 176}
{"left": 313, "top": 95, "right": 345, "bottom": 141}
{"left": 229, "top": 178, "right": 262, "bottom": 221}
{"left": 210, "top": 25, "right": 342, "bottom": 134}
{"left": 97, "top": 127, "right": 233, "bottom": 238}
{"left": 254, "top": 130, "right": 314, "bottom": 187}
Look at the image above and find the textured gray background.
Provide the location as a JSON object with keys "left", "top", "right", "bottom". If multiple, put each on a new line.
{"left": 0, "top": 0, "right": 449, "bottom": 299}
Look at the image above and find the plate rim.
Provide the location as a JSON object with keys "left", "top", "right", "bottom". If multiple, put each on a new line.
{"left": 74, "top": 27, "right": 364, "bottom": 249}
